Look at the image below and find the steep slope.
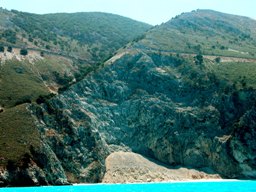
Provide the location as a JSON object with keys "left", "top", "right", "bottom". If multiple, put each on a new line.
{"left": 1, "top": 8, "right": 151, "bottom": 62}
{"left": 22, "top": 10, "right": 256, "bottom": 185}
{"left": 33, "top": 49, "right": 256, "bottom": 183}
{"left": 0, "top": 8, "right": 151, "bottom": 105}
{"left": 0, "top": 8, "right": 151, "bottom": 186}
{"left": 0, "top": 8, "right": 151, "bottom": 106}
{"left": 137, "top": 9, "right": 256, "bottom": 58}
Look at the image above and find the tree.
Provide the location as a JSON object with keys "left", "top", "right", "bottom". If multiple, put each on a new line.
{"left": 45, "top": 45, "right": 51, "bottom": 50}
{"left": 3, "top": 29, "right": 17, "bottom": 44}
{"left": 40, "top": 51, "right": 44, "bottom": 57}
{"left": 7, "top": 46, "right": 13, "bottom": 52}
{"left": 194, "top": 54, "right": 203, "bottom": 65}
{"left": 28, "top": 37, "right": 33, "bottom": 42}
{"left": 0, "top": 46, "right": 4, "bottom": 52}
{"left": 215, "top": 57, "right": 221, "bottom": 63}
{"left": 20, "top": 49, "right": 28, "bottom": 56}
{"left": 220, "top": 45, "right": 226, "bottom": 50}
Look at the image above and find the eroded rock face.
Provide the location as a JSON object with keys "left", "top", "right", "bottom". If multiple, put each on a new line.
{"left": 230, "top": 107, "right": 256, "bottom": 178}
{"left": 0, "top": 144, "right": 68, "bottom": 186}
{"left": 31, "top": 103, "right": 109, "bottom": 183}
{"left": 31, "top": 50, "right": 256, "bottom": 183}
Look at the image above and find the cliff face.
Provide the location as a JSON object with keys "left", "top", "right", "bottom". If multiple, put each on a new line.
{"left": 31, "top": 49, "right": 256, "bottom": 183}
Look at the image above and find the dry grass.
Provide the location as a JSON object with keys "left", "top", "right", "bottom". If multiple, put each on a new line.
{"left": 213, "top": 62, "right": 256, "bottom": 89}
{"left": 0, "top": 59, "right": 49, "bottom": 108}
{"left": 0, "top": 104, "right": 41, "bottom": 166}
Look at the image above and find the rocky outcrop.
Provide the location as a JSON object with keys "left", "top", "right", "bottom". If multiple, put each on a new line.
{"left": 0, "top": 143, "right": 68, "bottom": 186}
{"left": 230, "top": 107, "right": 256, "bottom": 178}
{"left": 31, "top": 102, "right": 109, "bottom": 183}
{"left": 30, "top": 49, "right": 256, "bottom": 183}
{"left": 102, "top": 151, "right": 220, "bottom": 183}
{"left": 0, "top": 104, "right": 68, "bottom": 186}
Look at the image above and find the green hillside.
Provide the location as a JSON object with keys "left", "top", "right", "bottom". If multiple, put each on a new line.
{"left": 0, "top": 8, "right": 151, "bottom": 108}
{"left": 137, "top": 9, "right": 256, "bottom": 58}
{"left": 130, "top": 9, "right": 256, "bottom": 90}
{"left": 0, "top": 9, "right": 151, "bottom": 62}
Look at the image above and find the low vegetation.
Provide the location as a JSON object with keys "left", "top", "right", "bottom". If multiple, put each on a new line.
{"left": 0, "top": 60, "right": 49, "bottom": 108}
{"left": 0, "top": 10, "right": 151, "bottom": 63}
{"left": 213, "top": 62, "right": 256, "bottom": 89}
{"left": 0, "top": 104, "right": 41, "bottom": 166}
{"left": 139, "top": 10, "right": 256, "bottom": 59}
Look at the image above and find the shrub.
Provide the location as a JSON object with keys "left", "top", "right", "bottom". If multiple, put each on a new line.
{"left": 215, "top": 57, "right": 221, "bottom": 63}
{"left": 220, "top": 46, "right": 226, "bottom": 50}
{"left": 194, "top": 54, "right": 203, "bottom": 65}
{"left": 36, "top": 93, "right": 55, "bottom": 104}
{"left": 0, "top": 46, "right": 4, "bottom": 52}
{"left": 20, "top": 49, "right": 28, "bottom": 56}
{"left": 15, "top": 96, "right": 32, "bottom": 106}
{"left": 7, "top": 46, "right": 13, "bottom": 52}
{"left": 28, "top": 37, "right": 33, "bottom": 42}
{"left": 3, "top": 29, "right": 16, "bottom": 44}
{"left": 53, "top": 72, "right": 72, "bottom": 86}
{"left": 45, "top": 45, "right": 51, "bottom": 50}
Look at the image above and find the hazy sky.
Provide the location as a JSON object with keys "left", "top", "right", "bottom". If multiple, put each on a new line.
{"left": 1, "top": 0, "right": 255, "bottom": 25}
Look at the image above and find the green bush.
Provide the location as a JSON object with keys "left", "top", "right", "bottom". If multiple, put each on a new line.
{"left": 28, "top": 37, "right": 33, "bottom": 42}
{"left": 7, "top": 46, "right": 13, "bottom": 52}
{"left": 53, "top": 72, "right": 73, "bottom": 86}
{"left": 2, "top": 29, "right": 17, "bottom": 44}
{"left": 0, "top": 46, "right": 4, "bottom": 52}
{"left": 15, "top": 96, "right": 32, "bottom": 106}
{"left": 45, "top": 45, "right": 51, "bottom": 50}
{"left": 36, "top": 93, "right": 55, "bottom": 104}
{"left": 194, "top": 54, "right": 203, "bottom": 65}
{"left": 215, "top": 57, "right": 221, "bottom": 63}
{"left": 20, "top": 49, "right": 28, "bottom": 56}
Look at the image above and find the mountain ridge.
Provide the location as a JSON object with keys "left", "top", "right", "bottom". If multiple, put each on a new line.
{"left": 1, "top": 8, "right": 151, "bottom": 62}
{"left": 136, "top": 9, "right": 256, "bottom": 59}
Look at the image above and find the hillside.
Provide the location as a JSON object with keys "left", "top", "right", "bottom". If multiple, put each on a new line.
{"left": 0, "top": 9, "right": 151, "bottom": 186}
{"left": 0, "top": 9, "right": 151, "bottom": 106}
{"left": 0, "top": 8, "right": 151, "bottom": 62}
{"left": 136, "top": 9, "right": 256, "bottom": 58}
{"left": 1, "top": 9, "right": 256, "bottom": 186}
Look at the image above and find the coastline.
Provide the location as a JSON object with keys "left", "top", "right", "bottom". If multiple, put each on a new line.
{"left": 72, "top": 179, "right": 246, "bottom": 186}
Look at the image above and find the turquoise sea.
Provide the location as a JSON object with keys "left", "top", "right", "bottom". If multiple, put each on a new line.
{"left": 1, "top": 181, "right": 256, "bottom": 192}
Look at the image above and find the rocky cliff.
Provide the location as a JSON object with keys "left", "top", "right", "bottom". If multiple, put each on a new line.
{"left": 29, "top": 48, "right": 256, "bottom": 183}
{"left": 1, "top": 9, "right": 256, "bottom": 186}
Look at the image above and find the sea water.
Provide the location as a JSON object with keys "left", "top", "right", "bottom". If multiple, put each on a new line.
{"left": 1, "top": 181, "right": 256, "bottom": 192}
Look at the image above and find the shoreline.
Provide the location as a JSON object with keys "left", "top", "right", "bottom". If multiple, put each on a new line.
{"left": 3, "top": 180, "right": 253, "bottom": 188}
{"left": 72, "top": 179, "right": 249, "bottom": 186}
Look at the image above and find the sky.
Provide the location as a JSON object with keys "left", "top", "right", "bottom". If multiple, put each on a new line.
{"left": 0, "top": 0, "right": 256, "bottom": 25}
